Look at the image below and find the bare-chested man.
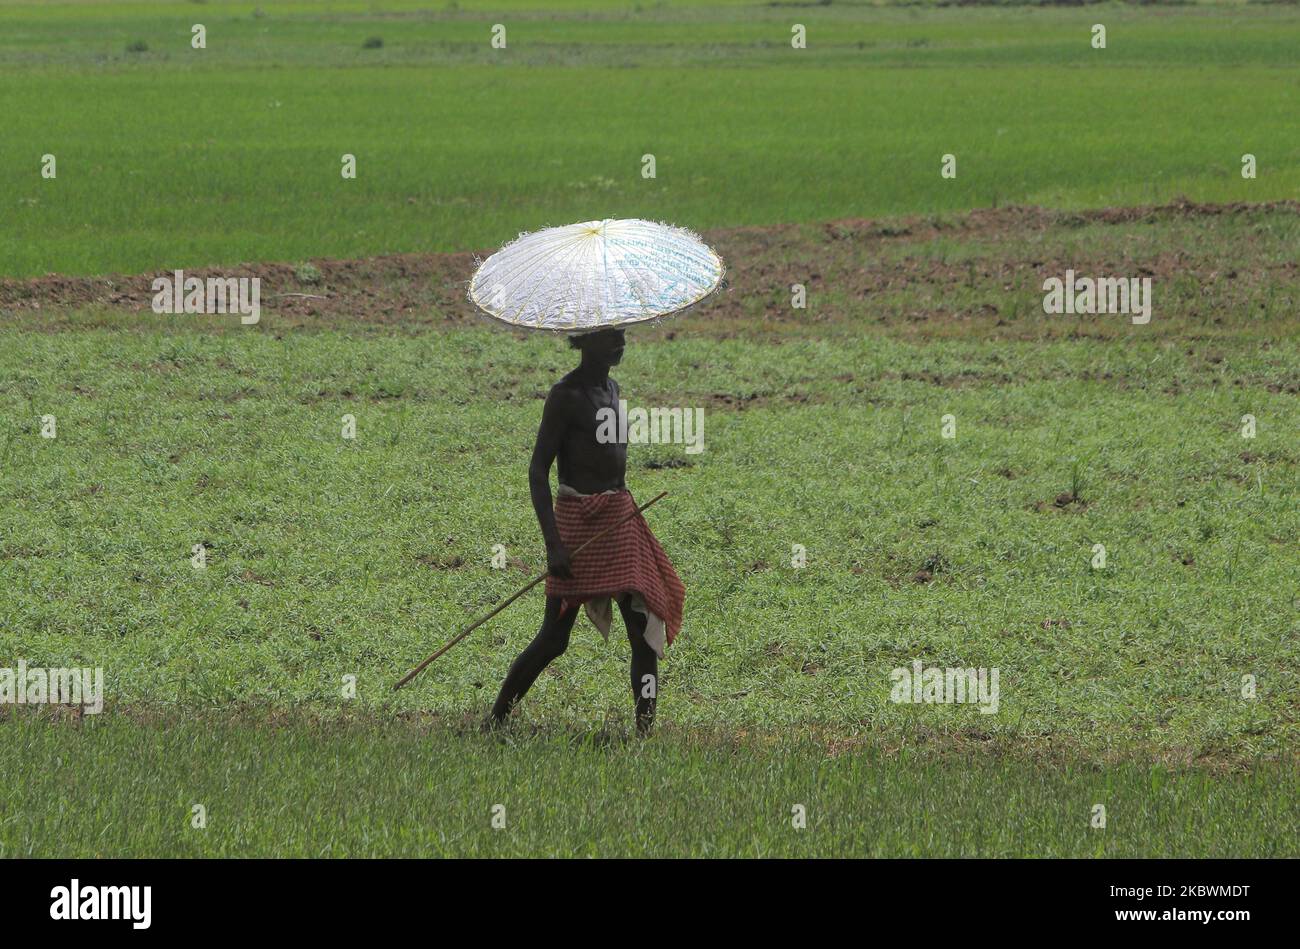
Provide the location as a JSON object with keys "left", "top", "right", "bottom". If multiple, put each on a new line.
{"left": 487, "top": 327, "right": 684, "bottom": 735}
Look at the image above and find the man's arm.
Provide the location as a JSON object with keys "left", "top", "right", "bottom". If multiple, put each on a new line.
{"left": 529, "top": 384, "right": 573, "bottom": 578}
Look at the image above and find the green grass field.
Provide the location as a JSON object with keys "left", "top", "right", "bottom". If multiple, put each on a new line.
{"left": 2, "top": 1, "right": 1298, "bottom": 276}
{"left": 4, "top": 282, "right": 1298, "bottom": 752}
{"left": 2, "top": 0, "right": 1298, "bottom": 857}
{"left": 4, "top": 711, "right": 1298, "bottom": 857}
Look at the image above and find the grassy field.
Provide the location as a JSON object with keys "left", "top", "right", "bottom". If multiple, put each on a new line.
{"left": 2, "top": 1, "right": 1298, "bottom": 857}
{"left": 4, "top": 710, "right": 1299, "bottom": 857}
{"left": 3, "top": 207, "right": 1298, "bottom": 756}
{"left": 2, "top": 1, "right": 1298, "bottom": 276}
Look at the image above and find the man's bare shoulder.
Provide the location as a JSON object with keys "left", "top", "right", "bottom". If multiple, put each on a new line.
{"left": 547, "top": 372, "right": 619, "bottom": 408}
{"left": 544, "top": 376, "right": 585, "bottom": 413}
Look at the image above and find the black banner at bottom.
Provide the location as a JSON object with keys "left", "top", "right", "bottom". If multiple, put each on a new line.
{"left": 0, "top": 858, "right": 1277, "bottom": 934}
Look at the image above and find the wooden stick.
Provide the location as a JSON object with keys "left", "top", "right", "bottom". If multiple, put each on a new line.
{"left": 393, "top": 491, "right": 668, "bottom": 691}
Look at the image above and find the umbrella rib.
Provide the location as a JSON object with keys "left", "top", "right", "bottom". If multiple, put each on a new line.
{"left": 479, "top": 229, "right": 582, "bottom": 325}
{"left": 609, "top": 250, "right": 656, "bottom": 316}
{"left": 659, "top": 236, "right": 717, "bottom": 288}
{"left": 643, "top": 224, "right": 717, "bottom": 303}
{"left": 604, "top": 222, "right": 613, "bottom": 319}
{"left": 576, "top": 225, "right": 606, "bottom": 330}
{"left": 510, "top": 231, "right": 594, "bottom": 329}
{"left": 483, "top": 231, "right": 573, "bottom": 307}
{"left": 568, "top": 231, "right": 593, "bottom": 331}
{"left": 562, "top": 232, "right": 612, "bottom": 329}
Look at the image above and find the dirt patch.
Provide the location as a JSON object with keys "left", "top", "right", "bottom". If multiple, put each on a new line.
{"left": 0, "top": 251, "right": 480, "bottom": 328}
{"left": 3, "top": 199, "right": 1298, "bottom": 341}
{"left": 1031, "top": 492, "right": 1089, "bottom": 513}
{"left": 416, "top": 553, "right": 466, "bottom": 570}
{"left": 642, "top": 457, "right": 694, "bottom": 470}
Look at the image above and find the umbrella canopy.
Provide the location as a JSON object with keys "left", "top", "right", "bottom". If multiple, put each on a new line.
{"left": 469, "top": 219, "right": 724, "bottom": 332}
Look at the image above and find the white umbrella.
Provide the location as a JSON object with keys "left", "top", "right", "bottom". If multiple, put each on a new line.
{"left": 468, "top": 218, "right": 724, "bottom": 332}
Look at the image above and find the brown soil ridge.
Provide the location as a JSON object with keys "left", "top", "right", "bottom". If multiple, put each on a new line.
{"left": 2, "top": 198, "right": 1296, "bottom": 327}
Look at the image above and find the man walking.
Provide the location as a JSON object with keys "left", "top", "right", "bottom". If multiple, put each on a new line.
{"left": 487, "top": 327, "right": 684, "bottom": 735}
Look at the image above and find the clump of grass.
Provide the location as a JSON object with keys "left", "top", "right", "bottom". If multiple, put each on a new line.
{"left": 1055, "top": 456, "right": 1088, "bottom": 506}
{"left": 125, "top": 40, "right": 149, "bottom": 54}
{"left": 363, "top": 37, "right": 384, "bottom": 50}
{"left": 294, "top": 262, "right": 322, "bottom": 285}
{"left": 914, "top": 550, "right": 951, "bottom": 583}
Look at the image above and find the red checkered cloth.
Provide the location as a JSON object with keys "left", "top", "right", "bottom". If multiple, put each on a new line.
{"left": 545, "top": 489, "right": 684, "bottom": 648}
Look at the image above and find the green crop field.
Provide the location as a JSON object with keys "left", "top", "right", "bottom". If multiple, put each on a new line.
{"left": 2, "top": 1, "right": 1298, "bottom": 276}
{"left": 5, "top": 712, "right": 1299, "bottom": 858}
{"left": 1, "top": 0, "right": 1297, "bottom": 858}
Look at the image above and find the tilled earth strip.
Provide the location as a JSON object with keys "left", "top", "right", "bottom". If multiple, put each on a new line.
{"left": 2, "top": 200, "right": 1297, "bottom": 340}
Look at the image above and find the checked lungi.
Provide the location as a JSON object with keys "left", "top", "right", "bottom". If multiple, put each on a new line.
{"left": 545, "top": 485, "right": 684, "bottom": 658}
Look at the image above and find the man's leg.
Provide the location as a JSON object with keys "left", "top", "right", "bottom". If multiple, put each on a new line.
{"left": 618, "top": 596, "right": 657, "bottom": 735}
{"left": 488, "top": 596, "right": 578, "bottom": 726}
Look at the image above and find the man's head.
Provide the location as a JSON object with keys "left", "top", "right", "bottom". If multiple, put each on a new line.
{"left": 569, "top": 327, "right": 625, "bottom": 367}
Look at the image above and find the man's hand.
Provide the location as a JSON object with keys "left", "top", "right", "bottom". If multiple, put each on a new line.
{"left": 546, "top": 543, "right": 574, "bottom": 579}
